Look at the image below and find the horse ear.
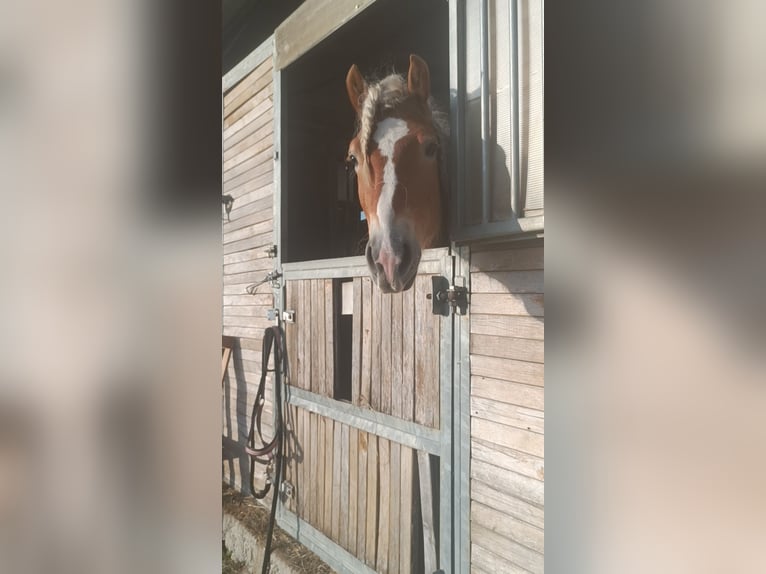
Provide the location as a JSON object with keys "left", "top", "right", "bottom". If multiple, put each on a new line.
{"left": 407, "top": 54, "right": 431, "bottom": 101}
{"left": 346, "top": 64, "right": 367, "bottom": 115}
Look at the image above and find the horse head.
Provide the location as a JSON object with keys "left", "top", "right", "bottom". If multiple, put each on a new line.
{"left": 345, "top": 55, "right": 448, "bottom": 293}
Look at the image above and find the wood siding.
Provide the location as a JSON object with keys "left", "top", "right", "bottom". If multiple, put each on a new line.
{"left": 469, "top": 240, "right": 544, "bottom": 573}
{"left": 221, "top": 48, "right": 277, "bottom": 495}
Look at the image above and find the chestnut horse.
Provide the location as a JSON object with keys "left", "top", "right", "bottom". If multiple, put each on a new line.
{"left": 345, "top": 54, "right": 448, "bottom": 293}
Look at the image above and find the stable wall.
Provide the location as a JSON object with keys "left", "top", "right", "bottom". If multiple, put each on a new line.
{"left": 468, "top": 238, "right": 544, "bottom": 573}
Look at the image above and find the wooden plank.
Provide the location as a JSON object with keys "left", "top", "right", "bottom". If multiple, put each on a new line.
{"left": 323, "top": 418, "right": 334, "bottom": 536}
{"left": 471, "top": 355, "right": 544, "bottom": 387}
{"left": 390, "top": 292, "right": 403, "bottom": 419}
{"left": 376, "top": 438, "right": 390, "bottom": 572}
{"left": 388, "top": 441, "right": 401, "bottom": 573}
{"left": 304, "top": 280, "right": 313, "bottom": 391}
{"left": 470, "top": 246, "right": 544, "bottom": 272}
{"left": 223, "top": 107, "right": 273, "bottom": 153}
{"left": 222, "top": 218, "right": 273, "bottom": 245}
{"left": 299, "top": 409, "right": 308, "bottom": 518}
{"left": 471, "top": 478, "right": 544, "bottom": 530}
{"left": 224, "top": 168, "right": 273, "bottom": 200}
{"left": 364, "top": 435, "right": 378, "bottom": 567}
{"left": 416, "top": 450, "right": 437, "bottom": 574}
{"left": 471, "top": 458, "right": 544, "bottom": 506}
{"left": 471, "top": 376, "right": 544, "bottom": 411}
{"left": 472, "top": 438, "right": 545, "bottom": 483}
{"left": 332, "top": 420, "right": 342, "bottom": 542}
{"left": 381, "top": 292, "right": 392, "bottom": 415}
{"left": 340, "top": 423, "right": 350, "bottom": 550}
{"left": 223, "top": 57, "right": 272, "bottom": 108}
{"left": 471, "top": 524, "right": 544, "bottom": 573}
{"left": 470, "top": 293, "right": 544, "bottom": 317}
{"left": 223, "top": 230, "right": 274, "bottom": 256}
{"left": 294, "top": 281, "right": 304, "bottom": 389}
{"left": 223, "top": 142, "right": 273, "bottom": 183}
{"left": 316, "top": 415, "right": 326, "bottom": 531}
{"left": 351, "top": 277, "right": 363, "bottom": 404}
{"left": 470, "top": 333, "right": 544, "bottom": 364}
{"left": 471, "top": 543, "right": 529, "bottom": 574}
{"left": 471, "top": 396, "right": 544, "bottom": 434}
{"left": 357, "top": 430, "right": 369, "bottom": 560}
{"left": 414, "top": 275, "right": 440, "bottom": 428}
{"left": 224, "top": 70, "right": 274, "bottom": 127}
{"left": 360, "top": 278, "right": 372, "bottom": 408}
{"left": 472, "top": 501, "right": 544, "bottom": 554}
{"left": 370, "top": 282, "right": 381, "bottom": 411}
{"left": 309, "top": 412, "right": 318, "bottom": 525}
{"left": 470, "top": 270, "right": 544, "bottom": 294}
{"left": 223, "top": 95, "right": 272, "bottom": 142}
{"left": 401, "top": 285, "right": 415, "bottom": 422}
{"left": 223, "top": 122, "right": 274, "bottom": 170}
{"left": 348, "top": 426, "right": 359, "bottom": 556}
{"left": 311, "top": 280, "right": 322, "bottom": 394}
{"left": 472, "top": 418, "right": 543, "bottom": 458}
{"left": 471, "top": 314, "right": 544, "bottom": 340}
{"left": 324, "top": 279, "right": 333, "bottom": 398}
{"left": 274, "top": 0, "right": 377, "bottom": 70}
{"left": 399, "top": 446, "right": 413, "bottom": 573}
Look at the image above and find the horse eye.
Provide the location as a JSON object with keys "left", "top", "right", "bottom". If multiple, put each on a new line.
{"left": 345, "top": 154, "right": 358, "bottom": 171}
{"left": 424, "top": 141, "right": 438, "bottom": 158}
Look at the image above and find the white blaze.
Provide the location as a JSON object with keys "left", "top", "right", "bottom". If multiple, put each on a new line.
{"left": 372, "top": 117, "right": 409, "bottom": 240}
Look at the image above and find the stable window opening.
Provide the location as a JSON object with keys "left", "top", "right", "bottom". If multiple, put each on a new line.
{"left": 280, "top": 0, "right": 450, "bottom": 263}
{"left": 332, "top": 279, "right": 354, "bottom": 402}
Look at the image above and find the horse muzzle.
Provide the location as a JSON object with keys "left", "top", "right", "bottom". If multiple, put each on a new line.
{"left": 365, "top": 233, "right": 421, "bottom": 293}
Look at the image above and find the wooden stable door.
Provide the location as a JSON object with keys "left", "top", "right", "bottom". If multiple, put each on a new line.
{"left": 279, "top": 248, "right": 454, "bottom": 574}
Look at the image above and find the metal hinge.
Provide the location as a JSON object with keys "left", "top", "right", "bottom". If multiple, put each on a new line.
{"left": 428, "top": 276, "right": 469, "bottom": 316}
{"left": 265, "top": 245, "right": 278, "bottom": 258}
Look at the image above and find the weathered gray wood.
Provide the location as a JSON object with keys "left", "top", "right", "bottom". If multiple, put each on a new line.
{"left": 348, "top": 426, "right": 359, "bottom": 555}
{"left": 470, "top": 245, "right": 544, "bottom": 272}
{"left": 388, "top": 441, "right": 401, "bottom": 573}
{"left": 381, "top": 292, "right": 392, "bottom": 415}
{"left": 471, "top": 375, "right": 544, "bottom": 411}
{"left": 223, "top": 142, "right": 273, "bottom": 183}
{"left": 340, "top": 423, "right": 350, "bottom": 550}
{"left": 223, "top": 230, "right": 274, "bottom": 256}
{"left": 356, "top": 431, "right": 368, "bottom": 560}
{"left": 364, "top": 435, "right": 378, "bottom": 567}
{"left": 351, "top": 277, "right": 363, "bottom": 405}
{"left": 471, "top": 458, "right": 543, "bottom": 506}
{"left": 309, "top": 412, "right": 318, "bottom": 525}
{"left": 471, "top": 543, "right": 529, "bottom": 574}
{"left": 390, "top": 292, "right": 403, "bottom": 419}
{"left": 223, "top": 94, "right": 272, "bottom": 142}
{"left": 223, "top": 108, "right": 273, "bottom": 152}
{"left": 316, "top": 415, "right": 326, "bottom": 533}
{"left": 370, "top": 283, "right": 381, "bottom": 411}
{"left": 416, "top": 450, "right": 437, "bottom": 574}
{"left": 311, "top": 280, "right": 322, "bottom": 395}
{"left": 472, "top": 418, "right": 543, "bottom": 458}
{"left": 471, "top": 396, "right": 544, "bottom": 434}
{"left": 399, "top": 446, "right": 413, "bottom": 572}
{"left": 274, "top": 0, "right": 378, "bottom": 70}
{"left": 414, "top": 276, "right": 439, "bottom": 428}
{"left": 323, "top": 417, "right": 334, "bottom": 536}
{"left": 224, "top": 70, "right": 274, "bottom": 128}
{"left": 471, "top": 355, "right": 544, "bottom": 387}
{"left": 224, "top": 123, "right": 274, "bottom": 169}
{"left": 470, "top": 333, "right": 544, "bottom": 364}
{"left": 472, "top": 501, "right": 544, "bottom": 554}
{"left": 360, "top": 278, "right": 372, "bottom": 408}
{"left": 471, "top": 314, "right": 544, "bottom": 340}
{"left": 470, "top": 270, "right": 544, "bottom": 294}
{"left": 223, "top": 56, "right": 272, "bottom": 108}
{"left": 471, "top": 477, "right": 544, "bottom": 530}
{"left": 223, "top": 218, "right": 273, "bottom": 245}
{"left": 470, "top": 293, "right": 544, "bottom": 317}
{"left": 377, "top": 438, "right": 390, "bottom": 572}
{"left": 471, "top": 524, "right": 544, "bottom": 573}
{"left": 332, "top": 420, "right": 342, "bottom": 541}
{"left": 401, "top": 286, "right": 415, "bottom": 422}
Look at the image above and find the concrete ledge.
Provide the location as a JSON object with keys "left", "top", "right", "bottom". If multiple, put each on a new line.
{"left": 223, "top": 513, "right": 296, "bottom": 574}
